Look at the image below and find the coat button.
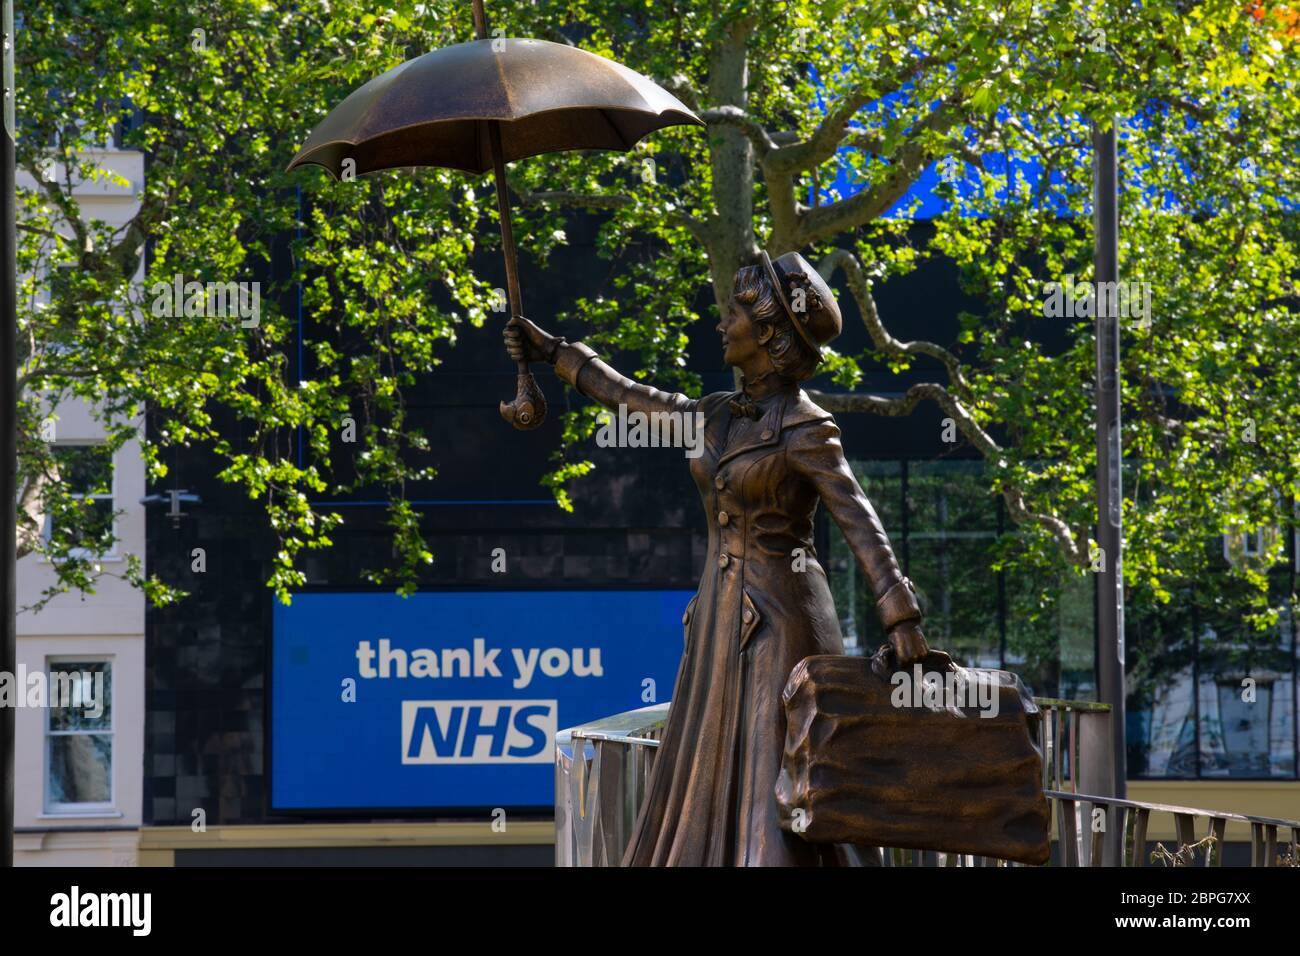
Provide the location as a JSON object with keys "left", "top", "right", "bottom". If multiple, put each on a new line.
{"left": 743, "top": 608, "right": 754, "bottom": 624}
{"left": 761, "top": 429, "right": 773, "bottom": 440}
{"left": 718, "top": 554, "right": 730, "bottom": 568}
{"left": 718, "top": 511, "right": 730, "bottom": 526}
{"left": 714, "top": 475, "right": 725, "bottom": 490}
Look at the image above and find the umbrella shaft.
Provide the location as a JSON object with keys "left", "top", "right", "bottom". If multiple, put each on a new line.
{"left": 488, "top": 122, "right": 524, "bottom": 355}
{"left": 470, "top": 2, "right": 526, "bottom": 373}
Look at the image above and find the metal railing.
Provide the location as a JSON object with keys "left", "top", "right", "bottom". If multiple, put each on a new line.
{"left": 554, "top": 697, "right": 1300, "bottom": 867}
{"left": 554, "top": 703, "right": 667, "bottom": 868}
{"left": 1048, "top": 791, "right": 1300, "bottom": 867}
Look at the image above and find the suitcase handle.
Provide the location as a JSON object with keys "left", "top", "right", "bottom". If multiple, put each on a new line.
{"left": 869, "top": 643, "right": 959, "bottom": 681}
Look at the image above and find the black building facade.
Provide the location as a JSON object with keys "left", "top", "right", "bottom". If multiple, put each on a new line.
{"left": 140, "top": 215, "right": 1298, "bottom": 864}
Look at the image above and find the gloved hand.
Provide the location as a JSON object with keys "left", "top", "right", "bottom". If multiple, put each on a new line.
{"left": 888, "top": 619, "right": 930, "bottom": 666}
{"left": 870, "top": 620, "right": 933, "bottom": 679}
{"left": 503, "top": 316, "right": 560, "bottom": 364}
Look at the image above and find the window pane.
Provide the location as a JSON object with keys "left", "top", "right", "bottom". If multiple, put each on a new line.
{"left": 48, "top": 661, "right": 112, "bottom": 731}
{"left": 1124, "top": 602, "right": 1196, "bottom": 776}
{"left": 52, "top": 445, "right": 113, "bottom": 496}
{"left": 48, "top": 734, "right": 112, "bottom": 805}
{"left": 850, "top": 461, "right": 904, "bottom": 533}
{"left": 47, "top": 264, "right": 77, "bottom": 305}
{"left": 84, "top": 498, "right": 116, "bottom": 542}
{"left": 906, "top": 462, "right": 1000, "bottom": 668}
{"left": 1133, "top": 674, "right": 1199, "bottom": 777}
{"left": 1006, "top": 566, "right": 1093, "bottom": 700}
{"left": 828, "top": 462, "right": 902, "bottom": 652}
{"left": 43, "top": 447, "right": 115, "bottom": 553}
{"left": 909, "top": 538, "right": 1001, "bottom": 668}
{"left": 1197, "top": 614, "right": 1295, "bottom": 778}
{"left": 907, "top": 460, "right": 997, "bottom": 533}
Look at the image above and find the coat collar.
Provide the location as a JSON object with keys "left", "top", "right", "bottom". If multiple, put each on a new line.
{"left": 706, "top": 388, "right": 833, "bottom": 466}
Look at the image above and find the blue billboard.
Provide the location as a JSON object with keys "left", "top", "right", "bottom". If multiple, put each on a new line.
{"left": 270, "top": 590, "right": 690, "bottom": 811}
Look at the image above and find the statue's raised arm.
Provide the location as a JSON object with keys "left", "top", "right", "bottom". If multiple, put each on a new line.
{"left": 504, "top": 316, "right": 697, "bottom": 419}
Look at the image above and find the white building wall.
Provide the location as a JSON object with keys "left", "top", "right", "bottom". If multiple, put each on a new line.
{"left": 14, "top": 147, "right": 147, "bottom": 866}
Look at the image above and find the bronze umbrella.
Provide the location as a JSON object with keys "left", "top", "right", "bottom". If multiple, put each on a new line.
{"left": 287, "top": 1, "right": 703, "bottom": 428}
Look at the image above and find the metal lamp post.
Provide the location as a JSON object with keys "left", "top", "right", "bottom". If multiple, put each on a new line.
{"left": 1, "top": 0, "right": 17, "bottom": 869}
{"left": 1092, "top": 118, "right": 1127, "bottom": 865}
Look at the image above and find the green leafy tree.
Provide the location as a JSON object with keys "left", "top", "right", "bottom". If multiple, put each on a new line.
{"left": 15, "top": 0, "right": 1300, "bottom": 688}
{"left": 498, "top": 0, "right": 1300, "bottom": 667}
{"left": 16, "top": 1, "right": 478, "bottom": 602}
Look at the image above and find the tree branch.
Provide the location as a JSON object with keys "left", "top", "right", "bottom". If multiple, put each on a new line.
{"left": 767, "top": 53, "right": 948, "bottom": 176}
{"left": 699, "top": 105, "right": 776, "bottom": 158}
{"left": 811, "top": 247, "right": 1090, "bottom": 566}
{"left": 794, "top": 99, "right": 961, "bottom": 246}
{"left": 816, "top": 248, "right": 972, "bottom": 395}
{"left": 810, "top": 384, "right": 1089, "bottom": 565}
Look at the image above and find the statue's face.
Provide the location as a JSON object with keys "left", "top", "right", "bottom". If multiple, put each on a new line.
{"left": 717, "top": 295, "right": 764, "bottom": 369}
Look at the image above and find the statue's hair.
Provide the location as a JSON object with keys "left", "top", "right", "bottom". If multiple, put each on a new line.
{"left": 732, "top": 264, "right": 820, "bottom": 382}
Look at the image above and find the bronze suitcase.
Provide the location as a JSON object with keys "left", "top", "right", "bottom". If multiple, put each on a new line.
{"left": 776, "top": 649, "right": 1051, "bottom": 865}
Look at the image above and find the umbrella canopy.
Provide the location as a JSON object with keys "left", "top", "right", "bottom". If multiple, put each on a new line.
{"left": 287, "top": 38, "right": 703, "bottom": 178}
{"left": 287, "top": 22, "right": 704, "bottom": 430}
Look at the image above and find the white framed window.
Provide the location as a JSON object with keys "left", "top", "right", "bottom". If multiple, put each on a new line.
{"left": 43, "top": 441, "right": 118, "bottom": 560}
{"left": 44, "top": 657, "right": 115, "bottom": 814}
{"left": 44, "top": 262, "right": 78, "bottom": 307}
{"left": 1222, "top": 525, "right": 1279, "bottom": 565}
{"left": 40, "top": 264, "right": 108, "bottom": 358}
{"left": 1223, "top": 490, "right": 1289, "bottom": 567}
{"left": 1222, "top": 528, "right": 1274, "bottom": 564}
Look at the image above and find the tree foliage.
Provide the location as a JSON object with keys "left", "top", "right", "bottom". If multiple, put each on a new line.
{"left": 15, "top": 0, "right": 1300, "bottom": 673}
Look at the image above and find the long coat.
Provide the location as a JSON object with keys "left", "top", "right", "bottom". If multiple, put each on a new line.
{"left": 553, "top": 343, "right": 911, "bottom": 866}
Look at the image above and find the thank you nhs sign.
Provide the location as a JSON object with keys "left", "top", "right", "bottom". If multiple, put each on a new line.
{"left": 271, "top": 591, "right": 689, "bottom": 810}
{"left": 400, "top": 699, "right": 554, "bottom": 765}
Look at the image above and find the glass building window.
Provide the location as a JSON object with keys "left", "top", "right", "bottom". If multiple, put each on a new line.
{"left": 1125, "top": 613, "right": 1198, "bottom": 777}
{"left": 1195, "top": 610, "right": 1296, "bottom": 779}
{"left": 825, "top": 459, "right": 1089, "bottom": 698}
{"left": 45, "top": 659, "right": 114, "bottom": 811}
{"left": 825, "top": 461, "right": 902, "bottom": 654}
{"left": 905, "top": 460, "right": 1001, "bottom": 669}
{"left": 44, "top": 443, "right": 116, "bottom": 557}
{"left": 824, "top": 457, "right": 1299, "bottom": 780}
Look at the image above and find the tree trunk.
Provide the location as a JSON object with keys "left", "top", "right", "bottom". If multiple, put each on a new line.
{"left": 704, "top": 16, "right": 760, "bottom": 320}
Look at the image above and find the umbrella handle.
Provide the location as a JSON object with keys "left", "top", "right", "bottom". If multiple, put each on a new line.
{"left": 485, "top": 119, "right": 547, "bottom": 430}
{"left": 501, "top": 363, "right": 547, "bottom": 430}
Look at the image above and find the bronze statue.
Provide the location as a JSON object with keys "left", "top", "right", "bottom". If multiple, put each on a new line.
{"left": 505, "top": 251, "right": 929, "bottom": 866}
